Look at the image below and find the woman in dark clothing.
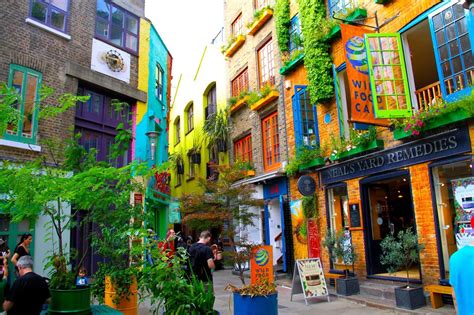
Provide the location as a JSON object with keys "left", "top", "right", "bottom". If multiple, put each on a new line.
{"left": 11, "top": 234, "right": 32, "bottom": 272}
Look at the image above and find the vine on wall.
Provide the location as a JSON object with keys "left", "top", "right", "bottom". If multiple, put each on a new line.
{"left": 297, "top": 0, "right": 334, "bottom": 104}
{"left": 275, "top": 0, "right": 291, "bottom": 54}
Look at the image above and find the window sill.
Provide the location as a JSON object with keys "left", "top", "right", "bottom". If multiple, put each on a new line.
{"left": 185, "top": 128, "right": 194, "bottom": 136}
{"left": 174, "top": 184, "right": 182, "bottom": 188}
{"left": 186, "top": 177, "right": 195, "bottom": 182}
{"left": 94, "top": 36, "right": 138, "bottom": 57}
{"left": 0, "top": 139, "right": 42, "bottom": 152}
{"left": 25, "top": 18, "right": 71, "bottom": 40}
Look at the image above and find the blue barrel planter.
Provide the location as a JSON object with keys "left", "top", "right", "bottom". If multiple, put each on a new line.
{"left": 233, "top": 292, "right": 278, "bottom": 315}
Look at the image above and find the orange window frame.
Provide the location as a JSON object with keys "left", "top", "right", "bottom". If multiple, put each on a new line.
{"left": 257, "top": 38, "right": 275, "bottom": 88}
{"left": 254, "top": 0, "right": 270, "bottom": 10}
{"left": 231, "top": 68, "right": 249, "bottom": 97}
{"left": 262, "top": 112, "right": 280, "bottom": 171}
{"left": 231, "top": 13, "right": 243, "bottom": 37}
{"left": 234, "top": 134, "right": 252, "bottom": 163}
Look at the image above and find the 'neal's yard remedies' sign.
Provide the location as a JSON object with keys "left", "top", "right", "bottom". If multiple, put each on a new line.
{"left": 321, "top": 127, "right": 471, "bottom": 185}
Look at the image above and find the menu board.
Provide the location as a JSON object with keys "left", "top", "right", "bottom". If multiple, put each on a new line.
{"left": 290, "top": 258, "right": 329, "bottom": 305}
{"left": 349, "top": 203, "right": 362, "bottom": 230}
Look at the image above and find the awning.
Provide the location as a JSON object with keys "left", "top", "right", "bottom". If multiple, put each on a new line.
{"left": 231, "top": 170, "right": 286, "bottom": 187}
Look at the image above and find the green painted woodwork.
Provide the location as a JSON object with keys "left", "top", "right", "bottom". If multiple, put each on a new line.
{"left": 330, "top": 139, "right": 384, "bottom": 161}
{"left": 280, "top": 53, "right": 305, "bottom": 75}
{"left": 325, "top": 8, "right": 368, "bottom": 42}
{"left": 298, "top": 157, "right": 325, "bottom": 171}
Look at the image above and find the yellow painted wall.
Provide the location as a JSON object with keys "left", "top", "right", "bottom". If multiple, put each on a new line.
{"left": 136, "top": 19, "right": 150, "bottom": 125}
{"left": 169, "top": 44, "right": 229, "bottom": 198}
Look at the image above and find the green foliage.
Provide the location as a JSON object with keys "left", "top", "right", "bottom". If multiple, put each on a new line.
{"left": 0, "top": 84, "right": 20, "bottom": 136}
{"left": 221, "top": 34, "right": 242, "bottom": 54}
{"left": 246, "top": 84, "right": 277, "bottom": 107}
{"left": 324, "top": 230, "right": 357, "bottom": 276}
{"left": 302, "top": 194, "right": 318, "bottom": 219}
{"left": 246, "top": 5, "right": 273, "bottom": 28}
{"left": 275, "top": 0, "right": 291, "bottom": 53}
{"left": 298, "top": 0, "right": 334, "bottom": 103}
{"left": 329, "top": 126, "right": 378, "bottom": 159}
{"left": 228, "top": 90, "right": 250, "bottom": 107}
{"left": 380, "top": 227, "right": 425, "bottom": 285}
{"left": 285, "top": 146, "right": 323, "bottom": 176}
{"left": 323, "top": 230, "right": 338, "bottom": 263}
{"left": 235, "top": 160, "right": 255, "bottom": 171}
{"left": 203, "top": 108, "right": 229, "bottom": 144}
{"left": 392, "top": 91, "right": 474, "bottom": 136}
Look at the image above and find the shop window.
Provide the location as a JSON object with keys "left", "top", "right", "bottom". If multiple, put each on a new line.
{"left": 155, "top": 63, "right": 164, "bottom": 101}
{"left": 429, "top": 1, "right": 473, "bottom": 100}
{"left": 289, "top": 14, "right": 302, "bottom": 54}
{"left": 174, "top": 117, "right": 181, "bottom": 144}
{"left": 205, "top": 84, "right": 217, "bottom": 119}
{"left": 432, "top": 159, "right": 474, "bottom": 280}
{"left": 29, "top": 0, "right": 69, "bottom": 32}
{"left": 262, "top": 112, "right": 280, "bottom": 171}
{"left": 234, "top": 134, "right": 252, "bottom": 163}
{"left": 365, "top": 33, "right": 413, "bottom": 118}
{"left": 231, "top": 13, "right": 243, "bottom": 37}
{"left": 327, "top": 186, "right": 349, "bottom": 234}
{"left": 5, "top": 65, "right": 42, "bottom": 144}
{"left": 95, "top": 0, "right": 139, "bottom": 53}
{"left": 258, "top": 38, "right": 276, "bottom": 88}
{"left": 186, "top": 103, "right": 194, "bottom": 133}
{"left": 292, "top": 86, "right": 319, "bottom": 148}
{"left": 231, "top": 68, "right": 249, "bottom": 97}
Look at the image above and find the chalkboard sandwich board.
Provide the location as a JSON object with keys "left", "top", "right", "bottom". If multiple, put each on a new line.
{"left": 348, "top": 203, "right": 362, "bottom": 230}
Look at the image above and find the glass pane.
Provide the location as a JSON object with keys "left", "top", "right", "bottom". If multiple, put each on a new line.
{"left": 436, "top": 30, "right": 445, "bottom": 45}
{"left": 439, "top": 45, "right": 449, "bottom": 62}
{"left": 460, "top": 35, "right": 471, "bottom": 53}
{"left": 397, "top": 95, "right": 407, "bottom": 109}
{"left": 125, "top": 33, "right": 137, "bottom": 51}
{"left": 452, "top": 56, "right": 462, "bottom": 74}
{"left": 446, "top": 23, "right": 456, "bottom": 41}
{"left": 453, "top": 4, "right": 464, "bottom": 19}
{"left": 18, "top": 219, "right": 30, "bottom": 233}
{"left": 456, "top": 18, "right": 467, "bottom": 35}
{"left": 386, "top": 95, "right": 397, "bottom": 110}
{"left": 368, "top": 38, "right": 380, "bottom": 51}
{"left": 432, "top": 13, "right": 443, "bottom": 30}
{"left": 393, "top": 66, "right": 403, "bottom": 79}
{"left": 51, "top": 9, "right": 66, "bottom": 31}
{"left": 467, "top": 69, "right": 473, "bottom": 86}
{"left": 11, "top": 71, "right": 23, "bottom": 110}
{"left": 442, "top": 61, "right": 452, "bottom": 77}
{"left": 443, "top": 8, "right": 453, "bottom": 24}
{"left": 22, "top": 74, "right": 38, "bottom": 138}
{"left": 95, "top": 18, "right": 108, "bottom": 37}
{"left": 126, "top": 16, "right": 138, "bottom": 34}
{"left": 383, "top": 80, "right": 395, "bottom": 95}
{"left": 445, "top": 77, "right": 455, "bottom": 94}
{"left": 449, "top": 40, "right": 459, "bottom": 57}
{"left": 111, "top": 24, "right": 123, "bottom": 46}
{"left": 96, "top": 0, "right": 110, "bottom": 19}
{"left": 31, "top": 0, "right": 47, "bottom": 23}
{"left": 381, "top": 37, "right": 397, "bottom": 50}
{"left": 50, "top": 0, "right": 68, "bottom": 11}
{"left": 112, "top": 7, "right": 124, "bottom": 26}
{"left": 395, "top": 80, "right": 405, "bottom": 95}
{"left": 463, "top": 52, "right": 473, "bottom": 69}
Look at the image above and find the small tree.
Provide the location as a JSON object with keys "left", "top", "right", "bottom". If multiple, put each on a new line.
{"left": 380, "top": 227, "right": 425, "bottom": 287}
{"left": 335, "top": 232, "right": 357, "bottom": 278}
{"left": 179, "top": 164, "right": 264, "bottom": 285}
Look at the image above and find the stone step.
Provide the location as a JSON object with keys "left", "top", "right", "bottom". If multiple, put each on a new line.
{"left": 359, "top": 280, "right": 400, "bottom": 301}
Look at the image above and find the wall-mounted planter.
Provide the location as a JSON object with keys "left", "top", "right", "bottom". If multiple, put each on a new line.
{"left": 280, "top": 53, "right": 305, "bottom": 76}
{"left": 330, "top": 139, "right": 384, "bottom": 161}
{"left": 298, "top": 157, "right": 325, "bottom": 172}
{"left": 250, "top": 90, "right": 279, "bottom": 111}
{"left": 224, "top": 35, "right": 246, "bottom": 58}
{"left": 247, "top": 8, "right": 273, "bottom": 36}
{"left": 393, "top": 109, "right": 473, "bottom": 140}
{"left": 324, "top": 8, "right": 368, "bottom": 42}
{"left": 230, "top": 95, "right": 249, "bottom": 114}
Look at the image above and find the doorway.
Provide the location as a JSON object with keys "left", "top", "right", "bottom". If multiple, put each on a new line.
{"left": 362, "top": 171, "right": 421, "bottom": 280}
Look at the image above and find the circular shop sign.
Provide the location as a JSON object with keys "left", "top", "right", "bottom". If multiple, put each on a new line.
{"left": 297, "top": 175, "right": 317, "bottom": 196}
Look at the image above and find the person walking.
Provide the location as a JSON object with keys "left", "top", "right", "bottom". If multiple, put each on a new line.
{"left": 11, "top": 234, "right": 32, "bottom": 271}
{"left": 3, "top": 255, "right": 50, "bottom": 315}
{"left": 188, "top": 231, "right": 215, "bottom": 288}
{"left": 450, "top": 242, "right": 474, "bottom": 315}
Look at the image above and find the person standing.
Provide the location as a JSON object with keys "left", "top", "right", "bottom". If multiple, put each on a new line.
{"left": 0, "top": 239, "right": 10, "bottom": 281}
{"left": 450, "top": 242, "right": 474, "bottom": 315}
{"left": 11, "top": 234, "right": 32, "bottom": 269}
{"left": 3, "top": 255, "right": 50, "bottom": 315}
{"left": 188, "top": 231, "right": 215, "bottom": 287}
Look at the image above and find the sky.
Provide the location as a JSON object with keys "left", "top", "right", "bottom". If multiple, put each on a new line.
{"left": 145, "top": 0, "right": 225, "bottom": 101}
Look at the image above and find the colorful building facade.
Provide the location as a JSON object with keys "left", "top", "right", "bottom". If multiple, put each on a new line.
{"left": 136, "top": 18, "right": 173, "bottom": 239}
{"left": 279, "top": 0, "right": 474, "bottom": 289}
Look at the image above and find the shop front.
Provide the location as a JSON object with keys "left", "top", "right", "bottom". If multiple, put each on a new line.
{"left": 319, "top": 124, "right": 473, "bottom": 285}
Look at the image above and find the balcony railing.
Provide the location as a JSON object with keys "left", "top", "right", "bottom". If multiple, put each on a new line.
{"left": 415, "top": 81, "right": 441, "bottom": 111}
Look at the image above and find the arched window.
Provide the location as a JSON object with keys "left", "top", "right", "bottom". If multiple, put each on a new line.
{"left": 174, "top": 117, "right": 181, "bottom": 144}
{"left": 186, "top": 102, "right": 194, "bottom": 133}
{"left": 205, "top": 84, "right": 217, "bottom": 119}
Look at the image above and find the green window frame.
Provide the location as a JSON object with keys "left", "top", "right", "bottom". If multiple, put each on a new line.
{"left": 5, "top": 65, "right": 42, "bottom": 144}
{"left": 365, "top": 33, "right": 413, "bottom": 118}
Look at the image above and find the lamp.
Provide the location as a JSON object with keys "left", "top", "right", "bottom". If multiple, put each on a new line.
{"left": 146, "top": 131, "right": 160, "bottom": 162}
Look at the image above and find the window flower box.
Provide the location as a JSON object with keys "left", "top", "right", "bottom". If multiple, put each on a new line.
{"left": 280, "top": 53, "right": 305, "bottom": 75}
{"left": 250, "top": 90, "right": 279, "bottom": 111}
{"left": 298, "top": 157, "right": 325, "bottom": 172}
{"left": 324, "top": 8, "right": 368, "bottom": 42}
{"left": 230, "top": 95, "right": 249, "bottom": 113}
{"left": 247, "top": 8, "right": 273, "bottom": 36}
{"left": 330, "top": 139, "right": 384, "bottom": 161}
{"left": 246, "top": 170, "right": 256, "bottom": 177}
{"left": 224, "top": 35, "right": 246, "bottom": 58}
{"left": 393, "top": 109, "right": 473, "bottom": 140}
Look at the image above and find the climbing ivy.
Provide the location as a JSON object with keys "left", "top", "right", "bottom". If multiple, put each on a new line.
{"left": 275, "top": 0, "right": 291, "bottom": 53}
{"left": 298, "top": 0, "right": 334, "bottom": 104}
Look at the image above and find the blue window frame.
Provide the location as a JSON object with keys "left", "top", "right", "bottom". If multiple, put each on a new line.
{"left": 156, "top": 63, "right": 164, "bottom": 101}
{"left": 429, "top": 1, "right": 473, "bottom": 100}
{"left": 95, "top": 0, "right": 139, "bottom": 53}
{"left": 29, "top": 0, "right": 69, "bottom": 33}
{"left": 289, "top": 14, "right": 302, "bottom": 54}
{"left": 328, "top": 0, "right": 354, "bottom": 18}
{"left": 5, "top": 64, "right": 42, "bottom": 145}
{"left": 292, "top": 85, "right": 319, "bottom": 148}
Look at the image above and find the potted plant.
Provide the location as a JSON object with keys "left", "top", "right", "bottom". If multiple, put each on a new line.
{"left": 190, "top": 131, "right": 203, "bottom": 164}
{"left": 334, "top": 232, "right": 359, "bottom": 296}
{"left": 380, "top": 227, "right": 426, "bottom": 310}
{"left": 203, "top": 109, "right": 230, "bottom": 153}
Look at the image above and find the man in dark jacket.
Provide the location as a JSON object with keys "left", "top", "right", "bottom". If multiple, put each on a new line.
{"left": 188, "top": 230, "right": 215, "bottom": 286}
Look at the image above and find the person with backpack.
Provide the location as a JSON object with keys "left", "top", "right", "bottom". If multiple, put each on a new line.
{"left": 188, "top": 231, "right": 215, "bottom": 290}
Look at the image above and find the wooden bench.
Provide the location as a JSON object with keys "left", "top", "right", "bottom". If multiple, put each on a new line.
{"left": 324, "top": 272, "right": 345, "bottom": 288}
{"left": 425, "top": 284, "right": 453, "bottom": 309}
